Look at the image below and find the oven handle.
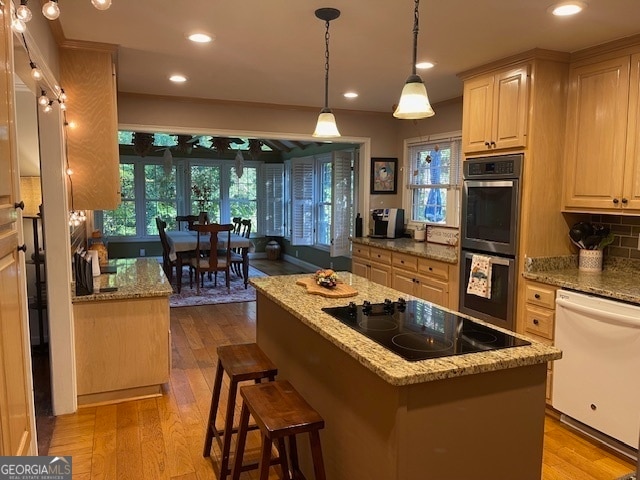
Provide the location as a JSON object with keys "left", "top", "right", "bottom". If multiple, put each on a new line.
{"left": 464, "top": 252, "right": 512, "bottom": 267}
{"left": 463, "top": 179, "right": 517, "bottom": 188}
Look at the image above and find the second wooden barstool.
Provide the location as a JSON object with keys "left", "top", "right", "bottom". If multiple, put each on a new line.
{"left": 231, "top": 379, "right": 326, "bottom": 480}
{"left": 203, "top": 343, "right": 278, "bottom": 480}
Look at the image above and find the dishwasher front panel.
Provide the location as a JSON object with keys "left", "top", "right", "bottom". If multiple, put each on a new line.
{"left": 553, "top": 290, "right": 640, "bottom": 449}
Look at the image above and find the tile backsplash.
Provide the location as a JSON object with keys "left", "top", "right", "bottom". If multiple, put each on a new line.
{"left": 589, "top": 215, "right": 640, "bottom": 260}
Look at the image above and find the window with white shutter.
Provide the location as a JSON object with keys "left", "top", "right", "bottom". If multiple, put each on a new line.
{"left": 261, "top": 163, "right": 285, "bottom": 236}
{"left": 290, "top": 156, "right": 315, "bottom": 246}
{"left": 330, "top": 150, "right": 353, "bottom": 257}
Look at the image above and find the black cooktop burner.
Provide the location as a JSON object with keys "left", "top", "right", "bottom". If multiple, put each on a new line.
{"left": 322, "top": 299, "right": 530, "bottom": 362}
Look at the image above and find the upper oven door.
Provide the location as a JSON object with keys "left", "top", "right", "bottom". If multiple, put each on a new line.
{"left": 461, "top": 179, "right": 520, "bottom": 256}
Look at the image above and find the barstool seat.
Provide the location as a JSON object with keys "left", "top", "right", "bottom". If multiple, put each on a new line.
{"left": 203, "top": 343, "right": 278, "bottom": 480}
{"left": 231, "top": 379, "right": 326, "bottom": 480}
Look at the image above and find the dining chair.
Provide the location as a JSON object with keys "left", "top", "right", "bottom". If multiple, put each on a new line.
{"left": 176, "top": 214, "right": 199, "bottom": 231}
{"left": 156, "top": 217, "right": 175, "bottom": 283}
{"left": 189, "top": 223, "right": 234, "bottom": 294}
{"left": 232, "top": 217, "right": 242, "bottom": 234}
{"left": 230, "top": 219, "right": 252, "bottom": 278}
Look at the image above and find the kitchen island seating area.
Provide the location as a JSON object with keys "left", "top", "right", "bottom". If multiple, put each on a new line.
{"left": 203, "top": 342, "right": 326, "bottom": 480}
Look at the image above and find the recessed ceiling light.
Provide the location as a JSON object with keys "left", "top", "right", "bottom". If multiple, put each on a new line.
{"left": 549, "top": 1, "right": 587, "bottom": 16}
{"left": 416, "top": 61, "right": 435, "bottom": 70}
{"left": 169, "top": 74, "right": 187, "bottom": 83}
{"left": 187, "top": 32, "right": 213, "bottom": 43}
{"left": 343, "top": 92, "right": 358, "bottom": 99}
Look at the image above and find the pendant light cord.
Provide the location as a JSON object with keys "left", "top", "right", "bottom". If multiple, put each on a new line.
{"left": 323, "top": 19, "right": 331, "bottom": 109}
{"left": 412, "top": 0, "right": 419, "bottom": 76}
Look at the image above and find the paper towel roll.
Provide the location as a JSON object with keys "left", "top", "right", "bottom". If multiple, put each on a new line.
{"left": 87, "top": 250, "right": 101, "bottom": 277}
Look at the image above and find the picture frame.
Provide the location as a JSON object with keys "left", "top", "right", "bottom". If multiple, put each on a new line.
{"left": 370, "top": 158, "right": 398, "bottom": 194}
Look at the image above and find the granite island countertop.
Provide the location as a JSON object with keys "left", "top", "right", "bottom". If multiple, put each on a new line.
{"left": 250, "top": 272, "right": 561, "bottom": 386}
{"left": 351, "top": 236, "right": 458, "bottom": 264}
{"left": 523, "top": 256, "right": 640, "bottom": 305}
{"left": 72, "top": 257, "right": 173, "bottom": 303}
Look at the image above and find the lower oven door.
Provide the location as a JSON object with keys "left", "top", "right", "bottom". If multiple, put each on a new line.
{"left": 458, "top": 251, "right": 517, "bottom": 331}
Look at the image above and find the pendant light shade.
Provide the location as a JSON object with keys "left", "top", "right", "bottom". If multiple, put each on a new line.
{"left": 394, "top": 0, "right": 435, "bottom": 119}
{"left": 312, "top": 8, "right": 341, "bottom": 138}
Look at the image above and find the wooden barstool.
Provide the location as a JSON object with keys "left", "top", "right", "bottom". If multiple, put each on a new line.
{"left": 203, "top": 343, "right": 278, "bottom": 480}
{"left": 231, "top": 379, "right": 326, "bottom": 480}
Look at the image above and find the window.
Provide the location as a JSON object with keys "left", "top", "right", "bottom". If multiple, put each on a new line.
{"left": 287, "top": 150, "right": 354, "bottom": 257}
{"left": 98, "top": 157, "right": 259, "bottom": 238}
{"left": 405, "top": 134, "right": 462, "bottom": 227}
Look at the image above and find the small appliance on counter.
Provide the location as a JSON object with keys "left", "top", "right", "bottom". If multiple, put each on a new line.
{"left": 370, "top": 208, "right": 404, "bottom": 238}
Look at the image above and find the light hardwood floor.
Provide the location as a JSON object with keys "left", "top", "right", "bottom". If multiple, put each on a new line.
{"left": 46, "top": 260, "right": 636, "bottom": 480}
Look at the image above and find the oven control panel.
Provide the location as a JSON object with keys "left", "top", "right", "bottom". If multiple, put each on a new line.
{"left": 463, "top": 154, "right": 523, "bottom": 179}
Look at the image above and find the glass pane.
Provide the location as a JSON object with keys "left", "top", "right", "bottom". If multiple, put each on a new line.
{"left": 414, "top": 147, "right": 451, "bottom": 185}
{"left": 412, "top": 187, "right": 447, "bottom": 223}
{"left": 144, "top": 164, "right": 177, "bottom": 235}
{"left": 102, "top": 163, "right": 136, "bottom": 237}
{"left": 229, "top": 167, "right": 257, "bottom": 225}
{"left": 190, "top": 165, "right": 221, "bottom": 222}
{"left": 320, "top": 162, "right": 332, "bottom": 203}
{"left": 317, "top": 204, "right": 331, "bottom": 246}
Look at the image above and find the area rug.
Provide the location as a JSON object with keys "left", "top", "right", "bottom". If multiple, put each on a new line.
{"left": 169, "top": 266, "right": 267, "bottom": 308}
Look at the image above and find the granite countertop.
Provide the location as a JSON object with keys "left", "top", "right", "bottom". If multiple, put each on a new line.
{"left": 72, "top": 257, "right": 173, "bottom": 303}
{"left": 523, "top": 256, "right": 640, "bottom": 305}
{"left": 250, "top": 272, "right": 561, "bottom": 386}
{"left": 351, "top": 237, "right": 458, "bottom": 264}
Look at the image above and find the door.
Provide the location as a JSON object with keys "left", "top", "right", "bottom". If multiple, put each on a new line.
{"left": 0, "top": 4, "right": 34, "bottom": 455}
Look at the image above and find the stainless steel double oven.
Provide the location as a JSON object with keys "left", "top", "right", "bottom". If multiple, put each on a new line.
{"left": 458, "top": 154, "right": 523, "bottom": 331}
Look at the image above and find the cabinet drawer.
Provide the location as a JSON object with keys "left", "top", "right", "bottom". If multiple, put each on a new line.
{"left": 352, "top": 245, "right": 369, "bottom": 259}
{"left": 525, "top": 284, "right": 556, "bottom": 309}
{"left": 417, "top": 258, "right": 449, "bottom": 281}
{"left": 392, "top": 252, "right": 418, "bottom": 271}
{"left": 369, "top": 247, "right": 392, "bottom": 265}
{"left": 524, "top": 306, "right": 555, "bottom": 340}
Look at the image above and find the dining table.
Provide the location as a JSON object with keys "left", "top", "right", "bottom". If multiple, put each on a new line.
{"left": 165, "top": 230, "right": 252, "bottom": 292}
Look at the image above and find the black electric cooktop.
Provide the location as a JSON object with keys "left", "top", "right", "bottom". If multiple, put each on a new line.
{"left": 322, "top": 299, "right": 530, "bottom": 362}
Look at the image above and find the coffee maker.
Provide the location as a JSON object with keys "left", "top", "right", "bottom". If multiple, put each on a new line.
{"left": 370, "top": 208, "right": 405, "bottom": 238}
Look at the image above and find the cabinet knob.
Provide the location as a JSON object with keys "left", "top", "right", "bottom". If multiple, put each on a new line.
{"left": 534, "top": 293, "right": 541, "bottom": 299}
{"left": 17, "top": 244, "right": 27, "bottom": 253}
{"left": 428, "top": 267, "right": 433, "bottom": 271}
{"left": 490, "top": 141, "right": 496, "bottom": 147}
{"left": 484, "top": 141, "right": 490, "bottom": 147}
{"left": 400, "top": 260, "right": 404, "bottom": 264}
{"left": 533, "top": 319, "right": 539, "bottom": 325}
{"left": 14, "top": 200, "right": 25, "bottom": 210}
{"left": 621, "top": 197, "right": 628, "bottom": 204}
{"left": 613, "top": 198, "right": 619, "bottom": 204}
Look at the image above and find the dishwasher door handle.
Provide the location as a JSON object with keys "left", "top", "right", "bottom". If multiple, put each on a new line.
{"left": 556, "top": 297, "right": 640, "bottom": 329}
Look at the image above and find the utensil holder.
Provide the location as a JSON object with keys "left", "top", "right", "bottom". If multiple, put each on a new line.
{"left": 579, "top": 249, "right": 603, "bottom": 272}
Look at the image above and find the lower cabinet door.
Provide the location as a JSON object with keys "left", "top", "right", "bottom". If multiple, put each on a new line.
{"left": 369, "top": 262, "right": 392, "bottom": 287}
{"left": 391, "top": 270, "right": 417, "bottom": 297}
{"left": 351, "top": 258, "right": 369, "bottom": 278}
{"left": 415, "top": 275, "right": 449, "bottom": 308}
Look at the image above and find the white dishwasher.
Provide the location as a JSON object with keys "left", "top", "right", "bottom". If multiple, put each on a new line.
{"left": 554, "top": 290, "right": 640, "bottom": 453}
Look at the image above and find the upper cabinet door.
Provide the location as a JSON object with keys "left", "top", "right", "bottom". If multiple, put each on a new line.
{"left": 562, "top": 56, "right": 630, "bottom": 211}
{"left": 623, "top": 53, "right": 640, "bottom": 210}
{"left": 60, "top": 45, "right": 120, "bottom": 211}
{"left": 462, "top": 65, "right": 529, "bottom": 154}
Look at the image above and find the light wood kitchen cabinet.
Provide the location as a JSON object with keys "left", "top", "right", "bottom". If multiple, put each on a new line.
{"left": 60, "top": 42, "right": 121, "bottom": 210}
{"left": 563, "top": 51, "right": 640, "bottom": 211}
{"left": 391, "top": 252, "right": 450, "bottom": 308}
{"left": 351, "top": 246, "right": 392, "bottom": 287}
{"left": 461, "top": 65, "right": 529, "bottom": 154}
{"left": 518, "top": 280, "right": 557, "bottom": 403}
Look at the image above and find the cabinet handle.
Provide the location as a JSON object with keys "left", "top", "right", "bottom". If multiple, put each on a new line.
{"left": 490, "top": 141, "right": 496, "bottom": 147}
{"left": 17, "top": 244, "right": 27, "bottom": 253}
{"left": 621, "top": 198, "right": 628, "bottom": 204}
{"left": 428, "top": 267, "right": 433, "bottom": 271}
{"left": 14, "top": 200, "right": 25, "bottom": 210}
{"left": 613, "top": 198, "right": 619, "bottom": 204}
{"left": 484, "top": 141, "right": 490, "bottom": 147}
{"left": 400, "top": 260, "right": 404, "bottom": 264}
{"left": 533, "top": 319, "right": 539, "bottom": 325}
{"left": 534, "top": 293, "right": 541, "bottom": 299}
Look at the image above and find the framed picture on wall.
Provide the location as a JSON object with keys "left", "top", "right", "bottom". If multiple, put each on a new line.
{"left": 370, "top": 158, "right": 398, "bottom": 194}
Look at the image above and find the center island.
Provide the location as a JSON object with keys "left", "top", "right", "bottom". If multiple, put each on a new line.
{"left": 250, "top": 272, "right": 562, "bottom": 480}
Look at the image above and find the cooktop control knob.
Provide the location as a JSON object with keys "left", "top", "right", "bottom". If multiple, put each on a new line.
{"left": 383, "top": 298, "right": 394, "bottom": 314}
{"left": 348, "top": 302, "right": 357, "bottom": 315}
{"left": 397, "top": 297, "right": 407, "bottom": 312}
{"left": 362, "top": 300, "right": 371, "bottom": 314}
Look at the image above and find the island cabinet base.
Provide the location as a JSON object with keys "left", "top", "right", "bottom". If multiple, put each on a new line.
{"left": 73, "top": 296, "right": 171, "bottom": 406}
{"left": 256, "top": 293, "right": 548, "bottom": 480}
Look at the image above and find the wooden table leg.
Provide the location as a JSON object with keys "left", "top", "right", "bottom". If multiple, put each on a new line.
{"left": 242, "top": 248, "right": 249, "bottom": 289}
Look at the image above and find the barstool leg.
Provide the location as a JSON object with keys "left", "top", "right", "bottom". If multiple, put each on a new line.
{"left": 309, "top": 430, "right": 326, "bottom": 480}
{"left": 275, "top": 438, "right": 290, "bottom": 480}
{"left": 203, "top": 360, "right": 224, "bottom": 457}
{"left": 219, "top": 378, "right": 239, "bottom": 479}
{"left": 258, "top": 436, "right": 273, "bottom": 480}
{"left": 230, "top": 402, "right": 251, "bottom": 480}
{"left": 288, "top": 435, "right": 300, "bottom": 478}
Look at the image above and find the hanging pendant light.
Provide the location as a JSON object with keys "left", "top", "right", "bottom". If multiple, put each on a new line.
{"left": 42, "top": 0, "right": 60, "bottom": 20}
{"left": 17, "top": 1, "right": 33, "bottom": 22}
{"left": 393, "top": 0, "right": 435, "bottom": 119}
{"left": 312, "top": 7, "right": 341, "bottom": 138}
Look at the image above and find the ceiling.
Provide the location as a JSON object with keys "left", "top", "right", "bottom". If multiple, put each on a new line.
{"left": 54, "top": 0, "right": 640, "bottom": 114}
